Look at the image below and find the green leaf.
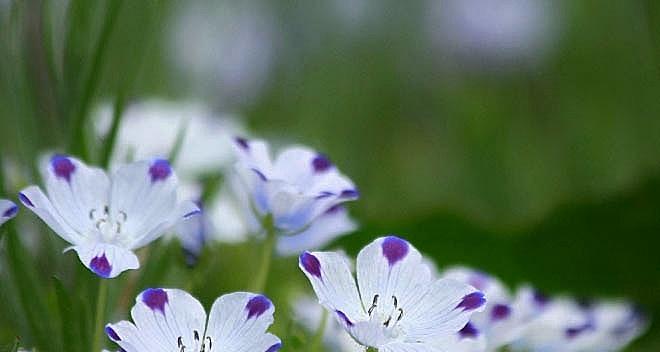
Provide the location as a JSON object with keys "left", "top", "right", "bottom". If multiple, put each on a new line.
{"left": 53, "top": 276, "right": 81, "bottom": 352}
{"left": 99, "top": 92, "right": 126, "bottom": 168}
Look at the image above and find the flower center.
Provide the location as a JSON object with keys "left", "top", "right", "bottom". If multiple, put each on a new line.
{"left": 177, "top": 331, "right": 212, "bottom": 351}
{"left": 89, "top": 205, "right": 128, "bottom": 244}
{"left": 368, "top": 294, "right": 405, "bottom": 338}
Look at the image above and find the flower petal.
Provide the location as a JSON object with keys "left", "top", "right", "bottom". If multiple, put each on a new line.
{"left": 403, "top": 278, "right": 486, "bottom": 344}
{"left": 0, "top": 199, "right": 18, "bottom": 226}
{"left": 206, "top": 292, "right": 281, "bottom": 351}
{"left": 109, "top": 159, "right": 186, "bottom": 248}
{"left": 299, "top": 251, "right": 366, "bottom": 323}
{"left": 71, "top": 243, "right": 140, "bottom": 278}
{"left": 356, "top": 236, "right": 433, "bottom": 320}
{"left": 19, "top": 186, "right": 83, "bottom": 244}
{"left": 41, "top": 154, "right": 110, "bottom": 233}
{"left": 276, "top": 205, "right": 357, "bottom": 256}
{"left": 107, "top": 288, "right": 207, "bottom": 352}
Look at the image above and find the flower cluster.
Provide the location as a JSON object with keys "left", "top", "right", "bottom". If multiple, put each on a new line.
{"left": 2, "top": 103, "right": 648, "bottom": 351}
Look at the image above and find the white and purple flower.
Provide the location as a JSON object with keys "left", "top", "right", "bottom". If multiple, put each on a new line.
{"left": 0, "top": 199, "right": 18, "bottom": 227}
{"left": 514, "top": 297, "right": 647, "bottom": 352}
{"left": 105, "top": 288, "right": 282, "bottom": 352}
{"left": 231, "top": 137, "right": 359, "bottom": 251}
{"left": 299, "top": 236, "right": 486, "bottom": 351}
{"left": 441, "top": 267, "right": 548, "bottom": 351}
{"left": 19, "top": 155, "right": 199, "bottom": 278}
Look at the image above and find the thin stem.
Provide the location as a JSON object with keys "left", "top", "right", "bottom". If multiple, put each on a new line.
{"left": 310, "top": 309, "right": 328, "bottom": 352}
{"left": 366, "top": 348, "right": 377, "bottom": 352}
{"left": 92, "top": 279, "right": 109, "bottom": 352}
{"left": 250, "top": 215, "right": 276, "bottom": 293}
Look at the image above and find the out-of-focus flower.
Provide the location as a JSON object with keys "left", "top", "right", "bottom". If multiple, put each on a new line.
{"left": 0, "top": 199, "right": 18, "bottom": 226}
{"left": 168, "top": 1, "right": 278, "bottom": 107}
{"left": 441, "top": 267, "right": 548, "bottom": 351}
{"left": 105, "top": 288, "right": 282, "bottom": 352}
{"left": 94, "top": 99, "right": 244, "bottom": 179}
{"left": 299, "top": 235, "right": 486, "bottom": 351}
{"left": 427, "top": 0, "right": 561, "bottom": 70}
{"left": 276, "top": 204, "right": 357, "bottom": 256}
{"left": 514, "top": 297, "right": 647, "bottom": 352}
{"left": 293, "top": 294, "right": 365, "bottom": 352}
{"left": 19, "top": 155, "right": 199, "bottom": 278}
{"left": 231, "top": 137, "right": 358, "bottom": 253}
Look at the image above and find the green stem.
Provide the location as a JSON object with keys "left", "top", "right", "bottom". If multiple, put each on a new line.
{"left": 310, "top": 309, "right": 328, "bottom": 352}
{"left": 92, "top": 279, "right": 109, "bottom": 352}
{"left": 250, "top": 215, "right": 276, "bottom": 292}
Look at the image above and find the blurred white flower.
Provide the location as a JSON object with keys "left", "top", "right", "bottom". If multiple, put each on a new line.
{"left": 0, "top": 199, "right": 18, "bottom": 227}
{"left": 94, "top": 99, "right": 245, "bottom": 179}
{"left": 19, "top": 155, "right": 199, "bottom": 278}
{"left": 514, "top": 297, "right": 647, "bottom": 352}
{"left": 441, "top": 267, "right": 548, "bottom": 351}
{"left": 427, "top": 0, "right": 561, "bottom": 70}
{"left": 168, "top": 1, "right": 278, "bottom": 107}
{"left": 230, "top": 137, "right": 359, "bottom": 254}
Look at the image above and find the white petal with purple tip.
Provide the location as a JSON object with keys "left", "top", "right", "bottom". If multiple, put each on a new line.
{"left": 0, "top": 199, "right": 18, "bottom": 227}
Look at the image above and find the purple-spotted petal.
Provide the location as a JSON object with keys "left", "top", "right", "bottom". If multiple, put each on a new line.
{"left": 0, "top": 199, "right": 18, "bottom": 226}
{"left": 459, "top": 322, "right": 480, "bottom": 338}
{"left": 381, "top": 235, "right": 409, "bottom": 266}
{"left": 312, "top": 154, "right": 332, "bottom": 173}
{"left": 90, "top": 253, "right": 112, "bottom": 278}
{"left": 457, "top": 292, "right": 487, "bottom": 311}
{"left": 149, "top": 159, "right": 172, "bottom": 182}
{"left": 142, "top": 288, "right": 169, "bottom": 314}
{"left": 207, "top": 292, "right": 280, "bottom": 351}
{"left": 491, "top": 303, "right": 512, "bottom": 321}
{"left": 72, "top": 243, "right": 139, "bottom": 279}
{"left": 300, "top": 252, "right": 322, "bottom": 279}
{"left": 50, "top": 154, "right": 76, "bottom": 182}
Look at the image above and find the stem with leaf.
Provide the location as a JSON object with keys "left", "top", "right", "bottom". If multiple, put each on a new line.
{"left": 92, "top": 279, "right": 109, "bottom": 352}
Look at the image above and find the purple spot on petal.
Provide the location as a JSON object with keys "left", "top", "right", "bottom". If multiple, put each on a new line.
{"left": 565, "top": 322, "right": 594, "bottom": 339}
{"left": 300, "top": 252, "right": 322, "bottom": 279}
{"left": 324, "top": 204, "right": 343, "bottom": 215}
{"left": 336, "top": 310, "right": 354, "bottom": 327}
{"left": 90, "top": 254, "right": 112, "bottom": 278}
{"left": 456, "top": 292, "right": 486, "bottom": 311}
{"left": 251, "top": 168, "right": 267, "bottom": 181}
{"left": 491, "top": 304, "right": 512, "bottom": 322}
{"left": 149, "top": 159, "right": 172, "bottom": 182}
{"left": 312, "top": 154, "right": 332, "bottom": 173}
{"left": 19, "top": 193, "right": 34, "bottom": 207}
{"left": 459, "top": 322, "right": 479, "bottom": 338}
{"left": 246, "top": 295, "right": 272, "bottom": 319}
{"left": 381, "top": 236, "right": 409, "bottom": 266}
{"left": 265, "top": 343, "right": 282, "bottom": 352}
{"left": 235, "top": 136, "right": 250, "bottom": 150}
{"left": 533, "top": 290, "right": 550, "bottom": 307}
{"left": 340, "top": 189, "right": 359, "bottom": 199}
{"left": 105, "top": 325, "right": 121, "bottom": 341}
{"left": 183, "top": 209, "right": 201, "bottom": 219}
{"left": 2, "top": 204, "right": 18, "bottom": 218}
{"left": 142, "top": 288, "right": 169, "bottom": 314}
{"left": 51, "top": 154, "right": 76, "bottom": 182}
{"left": 315, "top": 191, "right": 335, "bottom": 199}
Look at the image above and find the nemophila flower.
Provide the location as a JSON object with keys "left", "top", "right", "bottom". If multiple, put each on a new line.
{"left": 105, "top": 288, "right": 282, "bottom": 352}
{"left": 0, "top": 199, "right": 18, "bottom": 226}
{"left": 299, "top": 236, "right": 486, "bottom": 351}
{"left": 513, "top": 298, "right": 647, "bottom": 352}
{"left": 231, "top": 137, "right": 359, "bottom": 250}
{"left": 19, "top": 155, "right": 199, "bottom": 278}
{"left": 441, "top": 267, "right": 548, "bottom": 352}
{"left": 94, "top": 99, "right": 244, "bottom": 179}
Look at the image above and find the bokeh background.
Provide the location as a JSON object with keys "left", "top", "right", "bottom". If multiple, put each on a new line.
{"left": 1, "top": 0, "right": 659, "bottom": 351}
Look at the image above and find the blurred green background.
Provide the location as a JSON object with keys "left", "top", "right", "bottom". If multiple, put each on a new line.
{"left": 1, "top": 0, "right": 660, "bottom": 351}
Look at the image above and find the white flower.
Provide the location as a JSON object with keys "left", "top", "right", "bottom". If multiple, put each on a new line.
{"left": 231, "top": 137, "right": 359, "bottom": 251}
{"left": 94, "top": 99, "right": 244, "bottom": 179}
{"left": 0, "top": 199, "right": 18, "bottom": 227}
{"left": 441, "top": 267, "right": 548, "bottom": 351}
{"left": 514, "top": 297, "right": 647, "bottom": 352}
{"left": 19, "top": 155, "right": 199, "bottom": 278}
{"left": 427, "top": 0, "right": 560, "bottom": 69}
{"left": 105, "top": 288, "right": 282, "bottom": 352}
{"left": 299, "top": 235, "right": 486, "bottom": 351}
